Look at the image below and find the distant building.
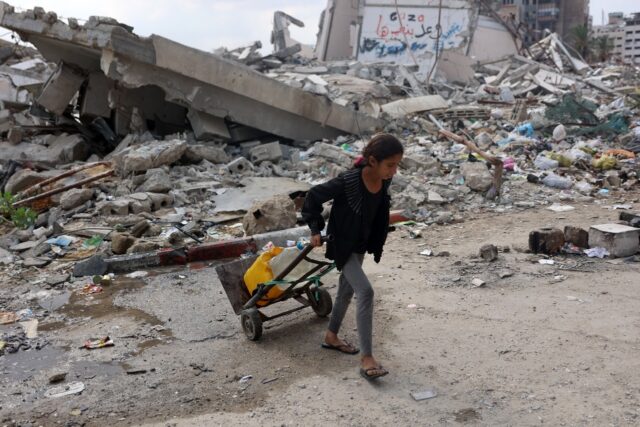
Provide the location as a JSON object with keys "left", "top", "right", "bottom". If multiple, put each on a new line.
{"left": 497, "top": 0, "right": 590, "bottom": 44}
{"left": 593, "top": 12, "right": 640, "bottom": 64}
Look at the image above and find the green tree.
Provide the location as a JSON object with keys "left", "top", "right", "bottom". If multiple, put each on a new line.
{"left": 592, "top": 35, "right": 613, "bottom": 62}
{"left": 568, "top": 25, "right": 590, "bottom": 60}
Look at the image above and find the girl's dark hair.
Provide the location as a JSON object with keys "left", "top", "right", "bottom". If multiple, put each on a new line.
{"left": 355, "top": 133, "right": 404, "bottom": 167}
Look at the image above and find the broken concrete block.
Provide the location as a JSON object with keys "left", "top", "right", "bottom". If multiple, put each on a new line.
{"left": 186, "top": 109, "right": 231, "bottom": 140}
{"left": 7, "top": 127, "right": 24, "bottom": 145}
{"left": 529, "top": 228, "right": 565, "bottom": 255}
{"left": 127, "top": 241, "right": 161, "bottom": 254}
{"left": 120, "top": 140, "right": 187, "bottom": 173}
{"left": 183, "top": 145, "right": 230, "bottom": 164}
{"left": 147, "top": 193, "right": 174, "bottom": 211}
{"left": 461, "top": 162, "right": 493, "bottom": 192}
{"left": 37, "top": 62, "right": 85, "bottom": 115}
{"left": 99, "top": 199, "right": 130, "bottom": 216}
{"left": 479, "top": 244, "right": 498, "bottom": 262}
{"left": 128, "top": 194, "right": 153, "bottom": 214}
{"left": 564, "top": 226, "right": 589, "bottom": 248}
{"left": 137, "top": 168, "right": 172, "bottom": 193}
{"left": 619, "top": 212, "right": 640, "bottom": 228}
{"left": 48, "top": 134, "right": 91, "bottom": 164}
{"left": 242, "top": 194, "right": 297, "bottom": 236}
{"left": 130, "top": 220, "right": 150, "bottom": 238}
{"left": 59, "top": 188, "right": 93, "bottom": 210}
{"left": 249, "top": 142, "right": 283, "bottom": 164}
{"left": 427, "top": 191, "right": 445, "bottom": 205}
{"left": 79, "top": 72, "right": 113, "bottom": 118}
{"left": 226, "top": 157, "right": 254, "bottom": 175}
{"left": 381, "top": 95, "right": 448, "bottom": 119}
{"left": 588, "top": 224, "right": 640, "bottom": 258}
{"left": 313, "top": 142, "right": 352, "bottom": 168}
{"left": 111, "top": 232, "right": 136, "bottom": 255}
{"left": 4, "top": 169, "right": 49, "bottom": 195}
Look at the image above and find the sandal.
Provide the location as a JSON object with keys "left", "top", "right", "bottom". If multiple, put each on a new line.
{"left": 321, "top": 340, "right": 360, "bottom": 355}
{"left": 360, "top": 365, "right": 389, "bottom": 380}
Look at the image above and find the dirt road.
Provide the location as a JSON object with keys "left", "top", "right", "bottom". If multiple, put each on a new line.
{"left": 2, "top": 200, "right": 640, "bottom": 426}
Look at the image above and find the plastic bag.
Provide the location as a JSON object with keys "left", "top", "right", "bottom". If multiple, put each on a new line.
{"left": 243, "top": 246, "right": 284, "bottom": 306}
{"left": 534, "top": 154, "right": 559, "bottom": 170}
{"left": 542, "top": 173, "right": 573, "bottom": 189}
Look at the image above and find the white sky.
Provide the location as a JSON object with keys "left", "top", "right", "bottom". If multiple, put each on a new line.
{"left": 0, "top": 1, "right": 326, "bottom": 54}
{"left": 1, "top": 1, "right": 638, "bottom": 52}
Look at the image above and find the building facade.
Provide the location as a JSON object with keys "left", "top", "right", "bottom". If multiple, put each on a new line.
{"left": 498, "top": 0, "right": 589, "bottom": 44}
{"left": 593, "top": 12, "right": 640, "bottom": 64}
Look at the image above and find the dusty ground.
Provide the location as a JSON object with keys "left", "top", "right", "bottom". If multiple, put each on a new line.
{"left": 2, "top": 195, "right": 640, "bottom": 426}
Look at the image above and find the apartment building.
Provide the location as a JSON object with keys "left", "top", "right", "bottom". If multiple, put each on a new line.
{"left": 498, "top": 0, "right": 590, "bottom": 44}
{"left": 593, "top": 12, "right": 640, "bottom": 64}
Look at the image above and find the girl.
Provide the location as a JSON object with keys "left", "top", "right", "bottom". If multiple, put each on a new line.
{"left": 302, "top": 133, "right": 404, "bottom": 380}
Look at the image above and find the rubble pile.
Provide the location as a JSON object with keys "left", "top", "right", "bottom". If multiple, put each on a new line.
{"left": 0, "top": 2, "right": 638, "bottom": 283}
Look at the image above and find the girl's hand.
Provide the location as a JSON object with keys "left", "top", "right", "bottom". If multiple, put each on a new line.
{"left": 310, "top": 234, "right": 323, "bottom": 247}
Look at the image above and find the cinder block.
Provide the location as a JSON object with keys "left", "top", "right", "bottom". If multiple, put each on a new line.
{"left": 588, "top": 224, "right": 640, "bottom": 258}
{"left": 226, "top": 157, "right": 254, "bottom": 175}
{"left": 529, "top": 228, "right": 564, "bottom": 255}
{"left": 249, "top": 141, "right": 283, "bottom": 164}
{"left": 564, "top": 226, "right": 589, "bottom": 248}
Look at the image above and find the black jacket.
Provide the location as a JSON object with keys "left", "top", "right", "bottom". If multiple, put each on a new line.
{"left": 302, "top": 167, "right": 391, "bottom": 270}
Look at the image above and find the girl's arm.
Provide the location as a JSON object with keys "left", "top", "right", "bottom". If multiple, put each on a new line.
{"left": 301, "top": 176, "right": 343, "bottom": 235}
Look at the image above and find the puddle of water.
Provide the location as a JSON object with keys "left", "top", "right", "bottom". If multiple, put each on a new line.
{"left": 38, "top": 291, "right": 72, "bottom": 311}
{"left": 0, "top": 345, "right": 65, "bottom": 382}
{"left": 71, "top": 360, "right": 124, "bottom": 379}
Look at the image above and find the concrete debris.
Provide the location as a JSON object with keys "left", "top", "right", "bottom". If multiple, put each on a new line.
{"left": 0, "top": 2, "right": 636, "bottom": 295}
{"left": 588, "top": 224, "right": 640, "bottom": 258}
{"left": 242, "top": 195, "right": 297, "bottom": 236}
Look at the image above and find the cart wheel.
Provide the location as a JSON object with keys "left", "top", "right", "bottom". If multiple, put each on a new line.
{"left": 240, "top": 309, "right": 263, "bottom": 341}
{"left": 311, "top": 287, "right": 333, "bottom": 318}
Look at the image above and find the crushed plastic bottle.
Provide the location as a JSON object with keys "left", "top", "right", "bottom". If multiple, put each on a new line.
{"left": 534, "top": 154, "right": 559, "bottom": 170}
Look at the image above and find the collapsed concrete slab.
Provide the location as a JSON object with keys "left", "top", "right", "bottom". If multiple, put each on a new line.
{"left": 0, "top": 2, "right": 382, "bottom": 141}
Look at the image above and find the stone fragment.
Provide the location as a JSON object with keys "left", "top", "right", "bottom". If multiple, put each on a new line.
{"left": 46, "top": 273, "right": 70, "bottom": 286}
{"left": 427, "top": 191, "right": 445, "bottom": 205}
{"left": 23, "top": 257, "right": 50, "bottom": 267}
{"left": 10, "top": 241, "right": 38, "bottom": 252}
{"left": 99, "top": 199, "right": 130, "bottom": 216}
{"left": 564, "top": 226, "right": 589, "bottom": 248}
{"left": 183, "top": 145, "right": 230, "bottom": 164}
{"left": 479, "top": 244, "right": 498, "bottom": 262}
{"left": 4, "top": 169, "right": 49, "bottom": 195}
{"left": 461, "top": 162, "right": 493, "bottom": 192}
{"left": 120, "top": 140, "right": 187, "bottom": 173}
{"left": 529, "top": 228, "right": 564, "bottom": 255}
{"left": 588, "top": 224, "right": 640, "bottom": 258}
{"left": 111, "top": 233, "right": 136, "bottom": 255}
{"left": 59, "top": 188, "right": 93, "bottom": 210}
{"left": 313, "top": 142, "right": 353, "bottom": 168}
{"left": 127, "top": 241, "right": 161, "bottom": 254}
{"left": 242, "top": 195, "right": 297, "bottom": 236}
{"left": 137, "top": 168, "right": 172, "bottom": 193}
{"left": 131, "top": 220, "right": 150, "bottom": 238}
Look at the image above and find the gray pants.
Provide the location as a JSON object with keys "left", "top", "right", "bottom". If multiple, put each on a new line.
{"left": 328, "top": 253, "right": 374, "bottom": 356}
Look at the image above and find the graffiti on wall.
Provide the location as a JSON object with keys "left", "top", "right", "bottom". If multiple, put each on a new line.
{"left": 358, "top": 6, "right": 469, "bottom": 64}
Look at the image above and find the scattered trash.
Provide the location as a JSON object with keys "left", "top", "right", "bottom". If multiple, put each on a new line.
{"left": 239, "top": 375, "right": 253, "bottom": 384}
{"left": 584, "top": 247, "right": 610, "bottom": 258}
{"left": 0, "top": 312, "right": 18, "bottom": 325}
{"left": 471, "top": 278, "right": 486, "bottom": 288}
{"left": 126, "top": 271, "right": 149, "bottom": 278}
{"left": 79, "top": 284, "right": 103, "bottom": 295}
{"left": 538, "top": 259, "right": 555, "bottom": 265}
{"left": 411, "top": 388, "right": 438, "bottom": 401}
{"left": 44, "top": 381, "right": 85, "bottom": 398}
{"left": 420, "top": 249, "right": 433, "bottom": 257}
{"left": 547, "top": 204, "right": 575, "bottom": 213}
{"left": 83, "top": 336, "right": 114, "bottom": 350}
